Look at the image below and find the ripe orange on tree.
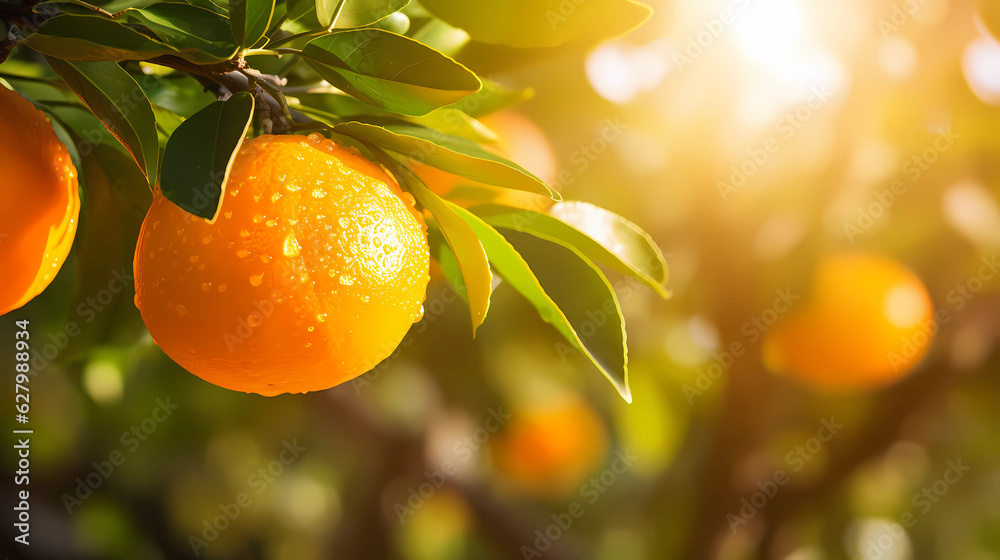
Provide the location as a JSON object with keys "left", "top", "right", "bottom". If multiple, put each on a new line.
{"left": 134, "top": 134, "right": 430, "bottom": 395}
{"left": 763, "top": 253, "right": 935, "bottom": 392}
{"left": 0, "top": 85, "right": 79, "bottom": 315}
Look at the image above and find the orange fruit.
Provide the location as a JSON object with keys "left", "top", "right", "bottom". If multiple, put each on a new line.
{"left": 134, "top": 133, "right": 430, "bottom": 395}
{"left": 415, "top": 109, "right": 559, "bottom": 209}
{"left": 764, "top": 253, "right": 935, "bottom": 392}
{"left": 492, "top": 397, "right": 608, "bottom": 498}
{"left": 0, "top": 86, "right": 79, "bottom": 315}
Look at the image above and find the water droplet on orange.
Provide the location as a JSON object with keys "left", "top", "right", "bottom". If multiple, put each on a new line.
{"left": 176, "top": 304, "right": 188, "bottom": 316}
{"left": 283, "top": 234, "right": 301, "bottom": 257}
{"left": 250, "top": 273, "right": 264, "bottom": 286}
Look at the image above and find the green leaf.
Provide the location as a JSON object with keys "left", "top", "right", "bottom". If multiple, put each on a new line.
{"left": 136, "top": 74, "right": 217, "bottom": 118}
{"left": 67, "top": 142, "right": 152, "bottom": 355}
{"left": 46, "top": 57, "right": 159, "bottom": 186}
{"left": 123, "top": 3, "right": 239, "bottom": 63}
{"left": 184, "top": 0, "right": 230, "bottom": 16}
{"left": 301, "top": 28, "right": 481, "bottom": 116}
{"left": 420, "top": 0, "right": 652, "bottom": 48}
{"left": 408, "top": 108, "right": 498, "bottom": 143}
{"left": 333, "top": 121, "right": 559, "bottom": 198}
{"left": 286, "top": 0, "right": 316, "bottom": 22}
{"left": 24, "top": 6, "right": 238, "bottom": 64}
{"left": 231, "top": 0, "right": 276, "bottom": 48}
{"left": 448, "top": 79, "right": 534, "bottom": 119}
{"left": 337, "top": 0, "right": 410, "bottom": 28}
{"left": 409, "top": 181, "right": 491, "bottom": 335}
{"left": 289, "top": 91, "right": 496, "bottom": 142}
{"left": 315, "top": 0, "right": 345, "bottom": 28}
{"left": 25, "top": 14, "right": 177, "bottom": 61}
{"left": 427, "top": 223, "right": 468, "bottom": 301}
{"left": 159, "top": 92, "right": 254, "bottom": 221}
{"left": 449, "top": 204, "right": 631, "bottom": 402}
{"left": 471, "top": 202, "right": 670, "bottom": 297}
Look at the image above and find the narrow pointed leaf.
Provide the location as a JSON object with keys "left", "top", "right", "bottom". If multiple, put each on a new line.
{"left": 301, "top": 29, "right": 481, "bottom": 116}
{"left": 231, "top": 0, "right": 275, "bottom": 48}
{"left": 159, "top": 92, "right": 254, "bottom": 221}
{"left": 427, "top": 223, "right": 468, "bottom": 302}
{"left": 46, "top": 57, "right": 159, "bottom": 186}
{"left": 449, "top": 204, "right": 631, "bottom": 402}
{"left": 409, "top": 182, "right": 491, "bottom": 335}
{"left": 25, "top": 7, "right": 238, "bottom": 64}
{"left": 26, "top": 14, "right": 178, "bottom": 61}
{"left": 471, "top": 202, "right": 670, "bottom": 297}
{"left": 315, "top": 0, "right": 344, "bottom": 28}
{"left": 447, "top": 79, "right": 534, "bottom": 119}
{"left": 334, "top": 121, "right": 559, "bottom": 198}
{"left": 123, "top": 3, "right": 239, "bottom": 63}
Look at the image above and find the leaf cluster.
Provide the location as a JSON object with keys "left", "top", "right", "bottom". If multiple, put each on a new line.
{"left": 0, "top": 0, "right": 663, "bottom": 400}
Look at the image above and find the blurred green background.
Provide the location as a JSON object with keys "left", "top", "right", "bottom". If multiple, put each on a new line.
{"left": 4, "top": 0, "right": 1000, "bottom": 558}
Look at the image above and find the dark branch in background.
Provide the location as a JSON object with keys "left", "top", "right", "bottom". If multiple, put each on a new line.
{"left": 0, "top": 0, "right": 41, "bottom": 30}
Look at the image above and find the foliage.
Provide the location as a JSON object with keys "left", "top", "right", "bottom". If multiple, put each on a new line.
{"left": 0, "top": 0, "right": 663, "bottom": 400}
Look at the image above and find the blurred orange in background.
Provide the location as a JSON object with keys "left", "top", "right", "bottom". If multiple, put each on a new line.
{"left": 763, "top": 253, "right": 936, "bottom": 392}
{"left": 491, "top": 395, "right": 608, "bottom": 499}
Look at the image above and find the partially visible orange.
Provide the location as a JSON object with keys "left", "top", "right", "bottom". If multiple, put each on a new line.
{"left": 764, "top": 253, "right": 935, "bottom": 392}
{"left": 134, "top": 133, "right": 430, "bottom": 395}
{"left": 414, "top": 109, "right": 559, "bottom": 209}
{"left": 491, "top": 397, "right": 608, "bottom": 498}
{"left": 0, "top": 86, "right": 79, "bottom": 315}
